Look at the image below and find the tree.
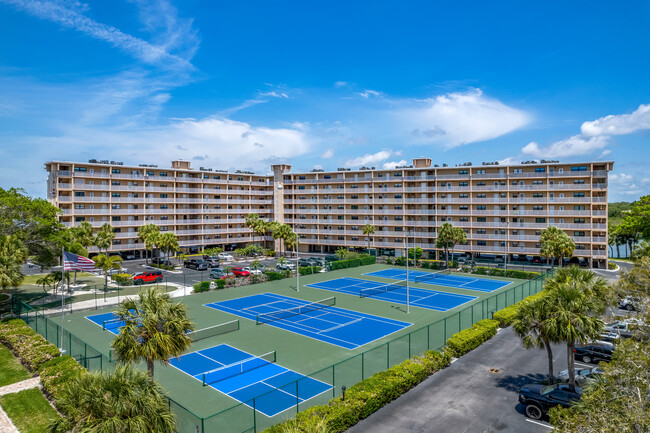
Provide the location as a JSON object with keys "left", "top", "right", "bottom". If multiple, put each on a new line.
{"left": 245, "top": 213, "right": 261, "bottom": 246}
{"left": 35, "top": 273, "right": 57, "bottom": 294}
{"left": 111, "top": 287, "right": 194, "bottom": 379}
{"left": 203, "top": 247, "right": 223, "bottom": 257}
{"left": 512, "top": 295, "right": 557, "bottom": 384}
{"left": 540, "top": 226, "right": 575, "bottom": 267}
{"left": 335, "top": 247, "right": 349, "bottom": 260}
{"left": 93, "top": 254, "right": 123, "bottom": 291}
{"left": 408, "top": 246, "right": 424, "bottom": 266}
{"left": 48, "top": 365, "right": 176, "bottom": 433}
{"left": 616, "top": 256, "right": 650, "bottom": 313}
{"left": 273, "top": 223, "right": 294, "bottom": 257}
{"left": 436, "top": 223, "right": 465, "bottom": 269}
{"left": 617, "top": 218, "right": 640, "bottom": 258}
{"left": 0, "top": 234, "right": 27, "bottom": 293}
{"left": 156, "top": 232, "right": 179, "bottom": 262}
{"left": 607, "top": 222, "right": 616, "bottom": 258}
{"left": 544, "top": 267, "right": 610, "bottom": 391}
{"left": 72, "top": 221, "right": 95, "bottom": 249}
{"left": 625, "top": 195, "right": 650, "bottom": 240}
{"left": 56, "top": 228, "right": 90, "bottom": 285}
{"left": 254, "top": 220, "right": 272, "bottom": 248}
{"left": 362, "top": 224, "right": 375, "bottom": 254}
{"left": 137, "top": 224, "right": 160, "bottom": 265}
{"left": 94, "top": 223, "right": 115, "bottom": 256}
{"left": 631, "top": 240, "right": 650, "bottom": 262}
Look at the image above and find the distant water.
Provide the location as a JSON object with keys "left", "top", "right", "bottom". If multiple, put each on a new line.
{"left": 609, "top": 244, "right": 630, "bottom": 258}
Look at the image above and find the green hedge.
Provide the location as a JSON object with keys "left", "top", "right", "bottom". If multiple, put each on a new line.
{"left": 264, "top": 270, "right": 291, "bottom": 281}
{"left": 0, "top": 319, "right": 60, "bottom": 371}
{"left": 445, "top": 319, "right": 499, "bottom": 358}
{"left": 471, "top": 266, "right": 539, "bottom": 280}
{"left": 298, "top": 266, "right": 322, "bottom": 275}
{"left": 330, "top": 255, "right": 376, "bottom": 271}
{"left": 193, "top": 281, "right": 210, "bottom": 293}
{"left": 492, "top": 290, "right": 547, "bottom": 327}
{"left": 39, "top": 355, "right": 85, "bottom": 399}
{"left": 216, "top": 279, "right": 226, "bottom": 290}
{"left": 264, "top": 350, "right": 450, "bottom": 433}
{"left": 151, "top": 263, "right": 175, "bottom": 271}
{"left": 112, "top": 273, "right": 133, "bottom": 286}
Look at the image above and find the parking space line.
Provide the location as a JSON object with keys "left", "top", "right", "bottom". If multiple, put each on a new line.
{"left": 525, "top": 419, "right": 553, "bottom": 429}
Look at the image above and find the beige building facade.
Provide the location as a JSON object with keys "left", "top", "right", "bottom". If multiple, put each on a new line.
{"left": 45, "top": 157, "right": 613, "bottom": 268}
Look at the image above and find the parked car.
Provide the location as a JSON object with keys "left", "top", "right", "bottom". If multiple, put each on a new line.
{"left": 557, "top": 367, "right": 603, "bottom": 386}
{"left": 133, "top": 271, "right": 163, "bottom": 285}
{"left": 618, "top": 296, "right": 639, "bottom": 311}
{"left": 230, "top": 267, "right": 251, "bottom": 277}
{"left": 209, "top": 269, "right": 234, "bottom": 280}
{"left": 184, "top": 259, "right": 208, "bottom": 271}
{"left": 298, "top": 258, "right": 312, "bottom": 267}
{"left": 605, "top": 319, "right": 647, "bottom": 339}
{"left": 106, "top": 267, "right": 128, "bottom": 275}
{"left": 574, "top": 344, "right": 614, "bottom": 364}
{"left": 598, "top": 330, "right": 620, "bottom": 343}
{"left": 518, "top": 383, "right": 582, "bottom": 420}
{"left": 324, "top": 255, "right": 338, "bottom": 262}
{"left": 218, "top": 253, "right": 234, "bottom": 261}
{"left": 276, "top": 262, "right": 295, "bottom": 271}
{"left": 308, "top": 257, "right": 325, "bottom": 267}
{"left": 204, "top": 257, "right": 220, "bottom": 268}
{"left": 242, "top": 266, "right": 262, "bottom": 275}
{"left": 152, "top": 257, "right": 172, "bottom": 266}
{"left": 121, "top": 253, "right": 136, "bottom": 260}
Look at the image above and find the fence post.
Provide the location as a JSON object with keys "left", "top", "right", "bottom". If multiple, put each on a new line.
{"left": 361, "top": 352, "right": 365, "bottom": 379}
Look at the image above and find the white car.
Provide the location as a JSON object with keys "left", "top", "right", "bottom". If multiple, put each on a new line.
{"left": 243, "top": 267, "right": 262, "bottom": 275}
{"left": 557, "top": 367, "right": 603, "bottom": 386}
{"left": 217, "top": 253, "right": 234, "bottom": 261}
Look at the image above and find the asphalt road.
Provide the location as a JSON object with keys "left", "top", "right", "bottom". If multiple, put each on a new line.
{"left": 349, "top": 327, "right": 576, "bottom": 433}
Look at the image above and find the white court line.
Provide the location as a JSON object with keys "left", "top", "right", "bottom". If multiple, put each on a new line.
{"left": 525, "top": 419, "right": 553, "bottom": 429}
{"left": 196, "top": 351, "right": 226, "bottom": 367}
{"left": 318, "top": 318, "right": 363, "bottom": 333}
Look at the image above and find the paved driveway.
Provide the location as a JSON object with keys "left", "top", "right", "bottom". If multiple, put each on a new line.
{"left": 349, "top": 327, "right": 570, "bottom": 433}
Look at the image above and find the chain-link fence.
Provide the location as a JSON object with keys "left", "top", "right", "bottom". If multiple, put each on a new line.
{"left": 13, "top": 270, "right": 552, "bottom": 433}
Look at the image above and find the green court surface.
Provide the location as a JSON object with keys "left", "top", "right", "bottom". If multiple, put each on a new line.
{"left": 23, "top": 264, "right": 548, "bottom": 433}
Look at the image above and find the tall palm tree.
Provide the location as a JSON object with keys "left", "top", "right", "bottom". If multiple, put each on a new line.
{"left": 540, "top": 226, "right": 575, "bottom": 267}
{"left": 156, "top": 232, "right": 179, "bottom": 262}
{"left": 436, "top": 223, "right": 465, "bottom": 269}
{"left": 544, "top": 267, "right": 609, "bottom": 391}
{"left": 47, "top": 365, "right": 176, "bottom": 433}
{"left": 0, "top": 234, "right": 26, "bottom": 293}
{"left": 512, "top": 295, "right": 557, "bottom": 384}
{"left": 255, "top": 220, "right": 271, "bottom": 249}
{"left": 94, "top": 223, "right": 115, "bottom": 256}
{"left": 273, "top": 223, "right": 293, "bottom": 257}
{"left": 245, "top": 213, "right": 261, "bottom": 246}
{"left": 362, "top": 224, "right": 375, "bottom": 254}
{"left": 137, "top": 224, "right": 160, "bottom": 265}
{"left": 111, "top": 287, "right": 194, "bottom": 379}
{"left": 73, "top": 221, "right": 96, "bottom": 249}
{"left": 93, "top": 254, "right": 123, "bottom": 291}
{"left": 35, "top": 273, "right": 56, "bottom": 294}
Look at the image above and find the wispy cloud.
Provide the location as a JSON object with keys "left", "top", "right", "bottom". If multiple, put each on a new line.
{"left": 357, "top": 89, "right": 382, "bottom": 98}
{"left": 581, "top": 104, "right": 650, "bottom": 136}
{"left": 321, "top": 149, "right": 334, "bottom": 159}
{"left": 522, "top": 135, "right": 609, "bottom": 158}
{"left": 345, "top": 150, "right": 399, "bottom": 167}
{"left": 334, "top": 81, "right": 349, "bottom": 88}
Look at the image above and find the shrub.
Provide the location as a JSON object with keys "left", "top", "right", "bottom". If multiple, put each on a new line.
{"left": 265, "top": 271, "right": 290, "bottom": 281}
{"left": 608, "top": 262, "right": 617, "bottom": 270}
{"left": 0, "top": 319, "right": 61, "bottom": 371}
{"left": 491, "top": 290, "right": 547, "bottom": 327}
{"left": 0, "top": 294, "right": 9, "bottom": 303}
{"left": 384, "top": 257, "right": 394, "bottom": 265}
{"left": 39, "top": 355, "right": 86, "bottom": 399}
{"left": 193, "top": 281, "right": 210, "bottom": 293}
{"left": 215, "top": 279, "right": 226, "bottom": 290}
{"left": 264, "top": 249, "right": 276, "bottom": 257}
{"left": 394, "top": 256, "right": 406, "bottom": 266}
{"left": 112, "top": 273, "right": 133, "bottom": 286}
{"left": 445, "top": 319, "right": 499, "bottom": 358}
{"left": 299, "top": 266, "right": 322, "bottom": 276}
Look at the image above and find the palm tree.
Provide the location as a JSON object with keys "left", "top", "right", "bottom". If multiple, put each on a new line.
{"left": 137, "top": 224, "right": 160, "bottom": 265}
{"left": 35, "top": 273, "right": 56, "bottom": 294}
{"left": 156, "top": 232, "right": 179, "bottom": 263}
{"left": 273, "top": 223, "right": 294, "bottom": 257}
{"left": 0, "top": 234, "right": 26, "bottom": 293}
{"left": 362, "top": 224, "right": 375, "bottom": 254}
{"left": 335, "top": 247, "right": 349, "bottom": 260}
{"left": 94, "top": 223, "right": 115, "bottom": 256}
{"left": 544, "top": 266, "right": 610, "bottom": 391}
{"left": 436, "top": 223, "right": 465, "bottom": 269}
{"left": 255, "top": 220, "right": 271, "bottom": 249}
{"left": 512, "top": 295, "right": 557, "bottom": 384}
{"left": 540, "top": 226, "right": 575, "bottom": 267}
{"left": 73, "top": 221, "right": 95, "bottom": 248}
{"left": 111, "top": 287, "right": 194, "bottom": 379}
{"left": 93, "top": 254, "right": 123, "bottom": 291}
{"left": 245, "top": 213, "right": 261, "bottom": 246}
{"left": 47, "top": 365, "right": 176, "bottom": 433}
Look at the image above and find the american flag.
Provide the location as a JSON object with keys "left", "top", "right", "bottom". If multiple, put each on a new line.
{"left": 63, "top": 251, "right": 96, "bottom": 272}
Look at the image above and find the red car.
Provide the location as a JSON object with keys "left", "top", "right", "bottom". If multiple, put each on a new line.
{"left": 133, "top": 271, "right": 163, "bottom": 285}
{"left": 230, "top": 267, "right": 251, "bottom": 277}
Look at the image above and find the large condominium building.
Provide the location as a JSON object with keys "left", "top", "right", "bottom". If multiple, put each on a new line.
{"left": 45, "top": 157, "right": 613, "bottom": 268}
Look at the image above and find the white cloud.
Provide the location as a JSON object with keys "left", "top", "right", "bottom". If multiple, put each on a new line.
{"left": 382, "top": 160, "right": 407, "bottom": 169}
{"left": 334, "top": 81, "right": 349, "bottom": 88}
{"left": 259, "top": 91, "right": 289, "bottom": 99}
{"left": 2, "top": 0, "right": 197, "bottom": 72}
{"left": 345, "top": 150, "right": 396, "bottom": 167}
{"left": 608, "top": 173, "right": 641, "bottom": 196}
{"left": 312, "top": 164, "right": 323, "bottom": 170}
{"left": 521, "top": 135, "right": 609, "bottom": 158}
{"left": 497, "top": 156, "right": 519, "bottom": 165}
{"left": 358, "top": 89, "right": 382, "bottom": 98}
{"left": 396, "top": 88, "right": 530, "bottom": 148}
{"left": 581, "top": 104, "right": 650, "bottom": 137}
{"left": 321, "top": 149, "right": 334, "bottom": 159}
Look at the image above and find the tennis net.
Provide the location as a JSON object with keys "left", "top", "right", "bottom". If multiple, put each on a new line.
{"left": 102, "top": 317, "right": 123, "bottom": 331}
{"left": 255, "top": 297, "right": 336, "bottom": 325}
{"left": 201, "top": 351, "right": 276, "bottom": 386}
{"left": 359, "top": 280, "right": 409, "bottom": 298}
{"left": 414, "top": 269, "right": 450, "bottom": 284}
{"left": 189, "top": 320, "right": 239, "bottom": 342}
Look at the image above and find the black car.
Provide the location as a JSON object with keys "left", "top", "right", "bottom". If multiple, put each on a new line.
{"left": 574, "top": 344, "right": 613, "bottom": 364}
{"left": 184, "top": 259, "right": 208, "bottom": 271}
{"left": 152, "top": 257, "right": 172, "bottom": 266}
{"left": 298, "top": 258, "right": 312, "bottom": 267}
{"left": 518, "top": 383, "right": 582, "bottom": 420}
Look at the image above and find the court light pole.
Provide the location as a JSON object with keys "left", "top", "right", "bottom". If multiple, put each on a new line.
{"left": 405, "top": 236, "right": 410, "bottom": 314}
{"left": 296, "top": 237, "right": 300, "bottom": 292}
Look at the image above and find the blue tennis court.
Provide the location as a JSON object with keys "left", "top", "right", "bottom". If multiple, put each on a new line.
{"left": 86, "top": 311, "right": 124, "bottom": 334}
{"left": 363, "top": 269, "right": 512, "bottom": 293}
{"left": 205, "top": 293, "right": 411, "bottom": 350}
{"left": 169, "top": 344, "right": 331, "bottom": 417}
{"left": 305, "top": 277, "right": 477, "bottom": 311}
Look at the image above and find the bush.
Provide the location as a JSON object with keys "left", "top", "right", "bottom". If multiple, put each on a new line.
{"left": 384, "top": 257, "right": 394, "bottom": 265}
{"left": 329, "top": 255, "right": 376, "bottom": 271}
{"left": 466, "top": 267, "right": 539, "bottom": 280}
{"left": 265, "top": 271, "right": 290, "bottom": 281}
{"left": 0, "top": 319, "right": 61, "bottom": 371}
{"left": 608, "top": 262, "right": 617, "bottom": 270}
{"left": 215, "top": 279, "right": 226, "bottom": 290}
{"left": 264, "top": 249, "right": 276, "bottom": 257}
{"left": 151, "top": 263, "right": 175, "bottom": 271}
{"left": 193, "top": 281, "right": 211, "bottom": 293}
{"left": 0, "top": 294, "right": 9, "bottom": 303}
{"left": 299, "top": 266, "right": 322, "bottom": 275}
{"left": 264, "top": 350, "right": 450, "bottom": 433}
{"left": 492, "top": 290, "right": 547, "bottom": 327}
{"left": 394, "top": 256, "right": 406, "bottom": 266}
{"left": 445, "top": 319, "right": 499, "bottom": 358}
{"left": 112, "top": 273, "right": 133, "bottom": 286}
{"left": 39, "top": 355, "right": 86, "bottom": 399}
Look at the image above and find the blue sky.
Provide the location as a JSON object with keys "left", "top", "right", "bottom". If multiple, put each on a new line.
{"left": 1, "top": 0, "right": 649, "bottom": 201}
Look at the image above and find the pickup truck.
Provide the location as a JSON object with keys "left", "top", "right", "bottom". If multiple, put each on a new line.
{"left": 184, "top": 259, "right": 208, "bottom": 271}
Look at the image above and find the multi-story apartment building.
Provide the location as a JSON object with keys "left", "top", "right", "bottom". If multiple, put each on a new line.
{"left": 45, "top": 157, "right": 613, "bottom": 268}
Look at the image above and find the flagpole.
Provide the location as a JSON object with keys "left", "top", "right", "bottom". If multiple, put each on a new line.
{"left": 60, "top": 248, "right": 66, "bottom": 354}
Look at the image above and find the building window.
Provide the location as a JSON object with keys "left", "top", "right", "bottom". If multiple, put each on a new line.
{"left": 574, "top": 205, "right": 585, "bottom": 210}
{"left": 74, "top": 192, "right": 85, "bottom": 197}
{"left": 574, "top": 192, "right": 585, "bottom": 197}
{"left": 477, "top": 217, "right": 486, "bottom": 222}
{"left": 459, "top": 182, "right": 468, "bottom": 187}
{"left": 535, "top": 167, "right": 546, "bottom": 172}
{"left": 459, "top": 170, "right": 468, "bottom": 175}
{"left": 477, "top": 205, "right": 486, "bottom": 210}
{"left": 112, "top": 169, "right": 121, "bottom": 174}
{"left": 536, "top": 218, "right": 546, "bottom": 223}
{"left": 476, "top": 170, "right": 485, "bottom": 175}
{"left": 111, "top": 181, "right": 120, "bottom": 186}
{"left": 74, "top": 167, "right": 87, "bottom": 172}
{"left": 571, "top": 166, "right": 588, "bottom": 171}
{"left": 574, "top": 231, "right": 585, "bottom": 236}
{"left": 160, "top": 205, "right": 168, "bottom": 209}
{"left": 111, "top": 193, "right": 120, "bottom": 197}
{"left": 574, "top": 218, "right": 585, "bottom": 224}
{"left": 477, "top": 241, "right": 486, "bottom": 246}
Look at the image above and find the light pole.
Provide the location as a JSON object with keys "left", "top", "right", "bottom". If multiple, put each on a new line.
{"left": 296, "top": 237, "right": 300, "bottom": 292}
{"left": 405, "top": 236, "right": 410, "bottom": 314}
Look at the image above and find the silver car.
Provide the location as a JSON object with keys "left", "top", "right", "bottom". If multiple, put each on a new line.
{"left": 557, "top": 367, "right": 603, "bottom": 386}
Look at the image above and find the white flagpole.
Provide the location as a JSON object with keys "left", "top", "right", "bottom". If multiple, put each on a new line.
{"left": 59, "top": 248, "right": 66, "bottom": 353}
{"left": 405, "top": 236, "right": 410, "bottom": 314}
{"left": 296, "top": 238, "right": 300, "bottom": 292}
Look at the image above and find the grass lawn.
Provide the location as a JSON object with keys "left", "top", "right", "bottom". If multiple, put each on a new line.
{"left": 0, "top": 388, "right": 60, "bottom": 433}
{"left": 0, "top": 345, "right": 31, "bottom": 387}
{"left": 21, "top": 272, "right": 97, "bottom": 286}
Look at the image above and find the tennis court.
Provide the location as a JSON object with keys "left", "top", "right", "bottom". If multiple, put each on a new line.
{"left": 306, "top": 277, "right": 477, "bottom": 311}
{"left": 86, "top": 311, "right": 124, "bottom": 334}
{"left": 169, "top": 344, "right": 331, "bottom": 417}
{"left": 205, "top": 293, "right": 411, "bottom": 350}
{"left": 363, "top": 268, "right": 512, "bottom": 293}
